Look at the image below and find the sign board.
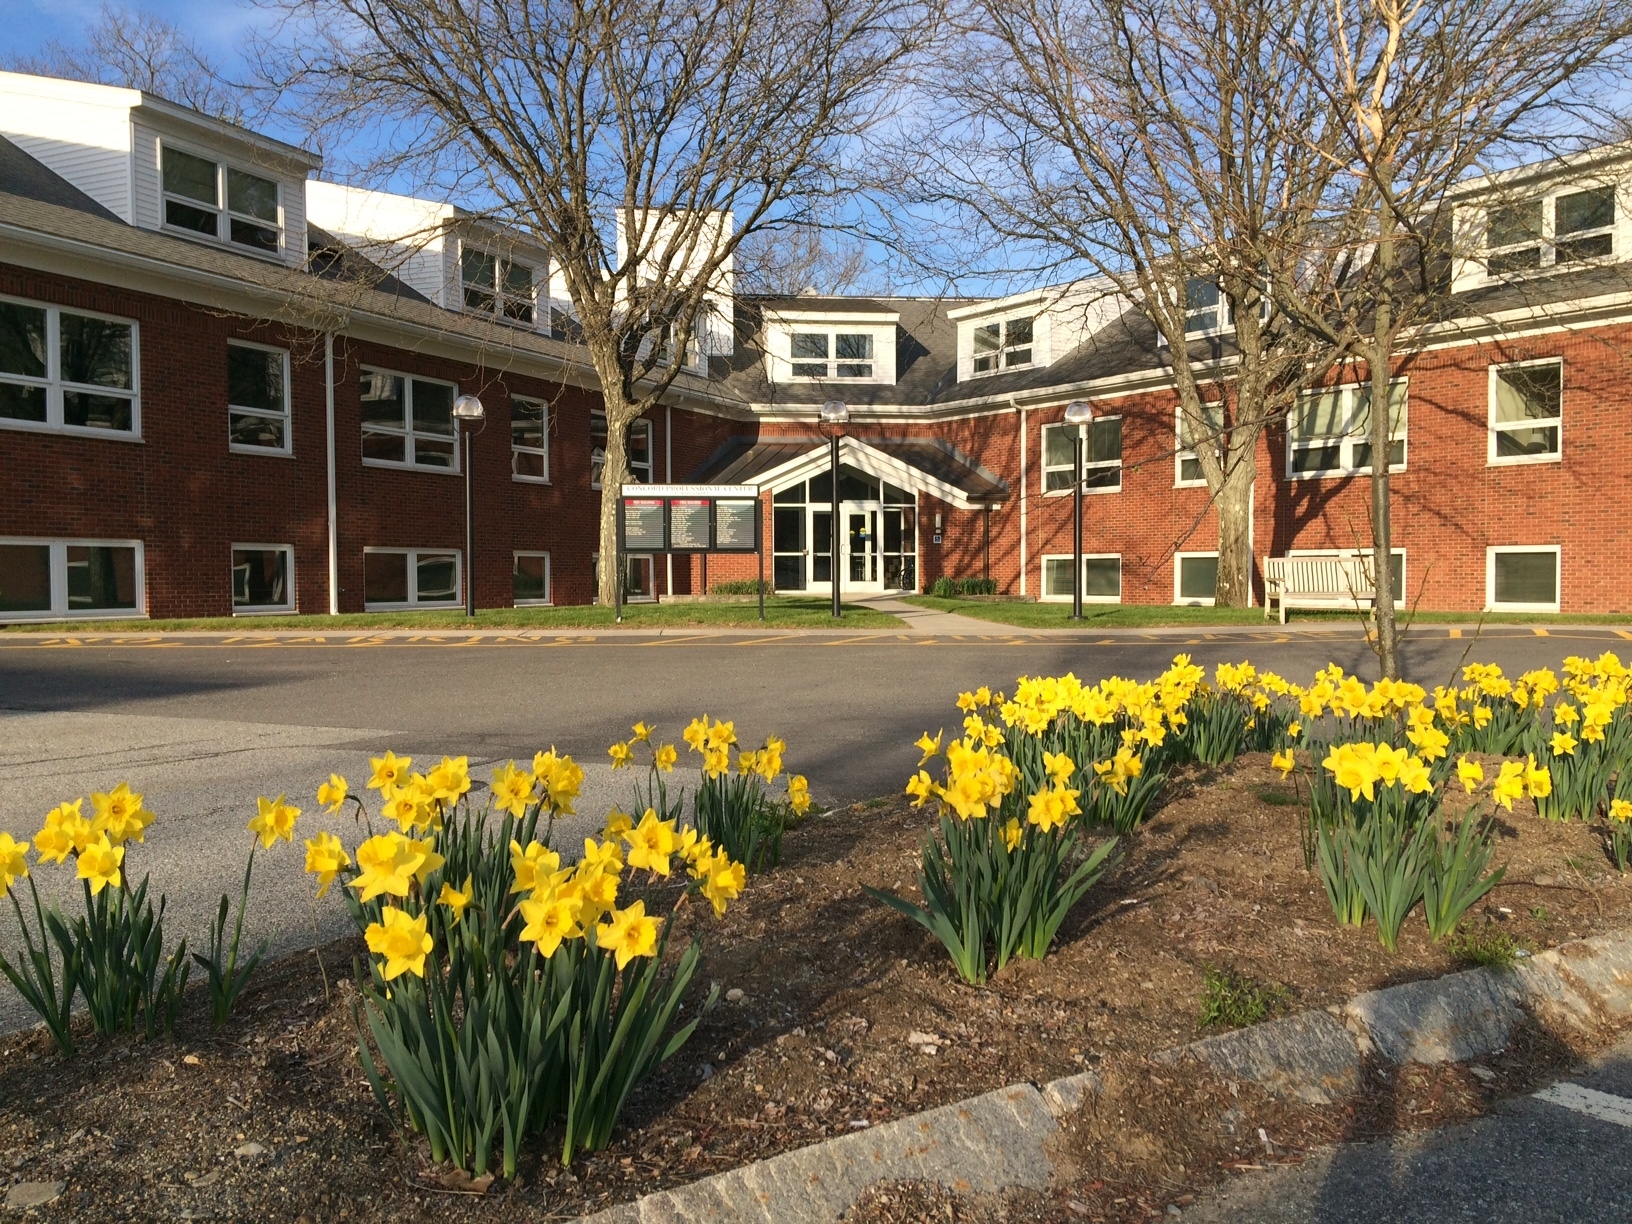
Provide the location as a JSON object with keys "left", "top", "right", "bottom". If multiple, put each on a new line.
{"left": 617, "top": 484, "right": 760, "bottom": 554}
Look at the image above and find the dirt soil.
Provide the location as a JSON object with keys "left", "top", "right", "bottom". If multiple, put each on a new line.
{"left": 3, "top": 753, "right": 1628, "bottom": 1222}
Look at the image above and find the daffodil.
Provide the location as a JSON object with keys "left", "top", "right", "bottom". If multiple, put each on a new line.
{"left": 1457, "top": 755, "right": 1484, "bottom": 793}
{"left": 438, "top": 874, "right": 474, "bottom": 924}
{"left": 1551, "top": 730, "right": 1578, "bottom": 757}
{"left": 1042, "top": 751, "right": 1075, "bottom": 785}
{"left": 35, "top": 800, "right": 92, "bottom": 865}
{"left": 596, "top": 899, "right": 659, "bottom": 968}
{"left": 1271, "top": 749, "right": 1294, "bottom": 778}
{"left": 1524, "top": 754, "right": 1552, "bottom": 799}
{"left": 490, "top": 762, "right": 537, "bottom": 818}
{"left": 247, "top": 794, "right": 301, "bottom": 849}
{"left": 757, "top": 736, "right": 785, "bottom": 781}
{"left": 1492, "top": 761, "right": 1527, "bottom": 811}
{"left": 0, "top": 832, "right": 29, "bottom": 898}
{"left": 351, "top": 833, "right": 429, "bottom": 902}
{"left": 425, "top": 756, "right": 471, "bottom": 804}
{"left": 582, "top": 836, "right": 626, "bottom": 874}
{"left": 532, "top": 749, "right": 584, "bottom": 813}
{"left": 702, "top": 746, "right": 730, "bottom": 779}
{"left": 625, "top": 809, "right": 679, "bottom": 876}
{"left": 90, "top": 783, "right": 154, "bottom": 845}
{"left": 631, "top": 721, "right": 653, "bottom": 742}
{"left": 706, "top": 720, "right": 738, "bottom": 751}
{"left": 316, "top": 774, "right": 349, "bottom": 815}
{"left": 303, "top": 831, "right": 350, "bottom": 898}
{"left": 905, "top": 770, "right": 937, "bottom": 807}
{"left": 683, "top": 716, "right": 709, "bottom": 752}
{"left": 509, "top": 840, "right": 561, "bottom": 894}
{"left": 788, "top": 774, "right": 812, "bottom": 816}
{"left": 365, "top": 906, "right": 432, "bottom": 980}
{"left": 1611, "top": 799, "right": 1632, "bottom": 824}
{"left": 737, "top": 749, "right": 760, "bottom": 777}
{"left": 76, "top": 833, "right": 123, "bottom": 895}
{"left": 381, "top": 789, "right": 424, "bottom": 833}
{"left": 654, "top": 743, "right": 678, "bottom": 772}
{"left": 1001, "top": 818, "right": 1023, "bottom": 851}
{"left": 699, "top": 852, "right": 745, "bottom": 917}
{"left": 608, "top": 741, "right": 635, "bottom": 770}
{"left": 1397, "top": 755, "right": 1433, "bottom": 795}
{"left": 519, "top": 887, "right": 583, "bottom": 957}
{"left": 915, "top": 730, "right": 944, "bottom": 765}
{"left": 367, "top": 750, "right": 412, "bottom": 793}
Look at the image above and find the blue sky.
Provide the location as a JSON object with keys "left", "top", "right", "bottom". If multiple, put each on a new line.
{"left": 0, "top": 0, "right": 272, "bottom": 66}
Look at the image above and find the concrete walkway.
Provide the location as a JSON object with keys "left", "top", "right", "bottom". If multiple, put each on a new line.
{"left": 851, "top": 595, "right": 1007, "bottom": 633}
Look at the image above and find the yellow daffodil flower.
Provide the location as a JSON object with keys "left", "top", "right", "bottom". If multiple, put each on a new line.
{"left": 702, "top": 746, "right": 730, "bottom": 779}
{"left": 1554, "top": 702, "right": 1579, "bottom": 725}
{"left": 1455, "top": 755, "right": 1483, "bottom": 792}
{"left": 596, "top": 899, "right": 660, "bottom": 969}
{"left": 425, "top": 756, "right": 471, "bottom": 804}
{"left": 1397, "top": 755, "right": 1434, "bottom": 795}
{"left": 631, "top": 721, "right": 654, "bottom": 742}
{"left": 351, "top": 833, "right": 428, "bottom": 902}
{"left": 248, "top": 794, "right": 301, "bottom": 849}
{"left": 1551, "top": 730, "right": 1578, "bottom": 757}
{"left": 1026, "top": 784, "right": 1080, "bottom": 832}
{"left": 582, "top": 836, "right": 626, "bottom": 874}
{"left": 1001, "top": 818, "right": 1023, "bottom": 851}
{"left": 1491, "top": 761, "right": 1526, "bottom": 811}
{"left": 76, "top": 832, "right": 123, "bottom": 895}
{"left": 381, "top": 790, "right": 423, "bottom": 833}
{"left": 367, "top": 750, "right": 411, "bottom": 793}
{"left": 519, "top": 887, "right": 583, "bottom": 957}
{"left": 700, "top": 852, "right": 746, "bottom": 917}
{"left": 904, "top": 770, "right": 937, "bottom": 808}
{"left": 1524, "top": 755, "right": 1552, "bottom": 799}
{"left": 624, "top": 809, "right": 679, "bottom": 876}
{"left": 0, "top": 832, "right": 29, "bottom": 898}
{"left": 706, "top": 720, "right": 737, "bottom": 751}
{"left": 654, "top": 743, "right": 678, "bottom": 772}
{"left": 757, "top": 736, "right": 786, "bottom": 782}
{"left": 682, "top": 717, "right": 709, "bottom": 752}
{"left": 915, "top": 730, "right": 944, "bottom": 765}
{"left": 490, "top": 762, "right": 537, "bottom": 818}
{"left": 438, "top": 874, "right": 474, "bottom": 924}
{"left": 955, "top": 691, "right": 979, "bottom": 713}
{"left": 35, "top": 800, "right": 92, "bottom": 865}
{"left": 316, "top": 774, "right": 349, "bottom": 815}
{"left": 608, "top": 741, "right": 635, "bottom": 770}
{"left": 90, "top": 783, "right": 154, "bottom": 845}
{"left": 365, "top": 905, "right": 432, "bottom": 980}
{"left": 1271, "top": 749, "right": 1295, "bottom": 778}
{"left": 509, "top": 839, "right": 561, "bottom": 894}
{"left": 1042, "top": 751, "right": 1075, "bottom": 785}
{"left": 303, "top": 831, "right": 350, "bottom": 898}
{"left": 737, "top": 749, "right": 760, "bottom": 777}
{"left": 788, "top": 774, "right": 812, "bottom": 816}
{"left": 1611, "top": 799, "right": 1632, "bottom": 824}
{"left": 603, "top": 808, "right": 634, "bottom": 839}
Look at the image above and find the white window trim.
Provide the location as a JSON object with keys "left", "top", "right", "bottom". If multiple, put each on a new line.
{"left": 786, "top": 328, "right": 880, "bottom": 382}
{"left": 359, "top": 366, "right": 461, "bottom": 474}
{"left": 1487, "top": 358, "right": 1563, "bottom": 468}
{"left": 159, "top": 140, "right": 286, "bottom": 258}
{"left": 460, "top": 244, "right": 538, "bottom": 324}
{"left": 590, "top": 412, "right": 653, "bottom": 490}
{"left": 1041, "top": 418, "right": 1122, "bottom": 496}
{"left": 511, "top": 396, "right": 551, "bottom": 484}
{"left": 0, "top": 294, "right": 141, "bottom": 440}
{"left": 1174, "top": 551, "right": 1219, "bottom": 606}
{"left": 513, "top": 551, "right": 552, "bottom": 606}
{"left": 231, "top": 543, "right": 295, "bottom": 614}
{"left": 226, "top": 340, "right": 292, "bottom": 457}
{"left": 1286, "top": 379, "right": 1408, "bottom": 480}
{"left": 1175, "top": 402, "right": 1223, "bottom": 488}
{"left": 362, "top": 547, "right": 463, "bottom": 610}
{"left": 1039, "top": 553, "right": 1122, "bottom": 604}
{"left": 0, "top": 537, "right": 145, "bottom": 622}
{"left": 591, "top": 552, "right": 658, "bottom": 603}
{"left": 1286, "top": 548, "right": 1408, "bottom": 609}
{"left": 1157, "top": 280, "right": 1269, "bottom": 345}
{"left": 969, "top": 316, "right": 1035, "bottom": 376}
{"left": 1480, "top": 182, "right": 1617, "bottom": 283}
{"left": 1486, "top": 545, "right": 1561, "bottom": 613}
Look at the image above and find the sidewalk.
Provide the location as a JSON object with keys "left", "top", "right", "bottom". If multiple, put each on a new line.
{"left": 849, "top": 595, "right": 1011, "bottom": 633}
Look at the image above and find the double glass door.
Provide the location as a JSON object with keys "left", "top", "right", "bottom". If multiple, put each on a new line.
{"left": 772, "top": 471, "right": 918, "bottom": 594}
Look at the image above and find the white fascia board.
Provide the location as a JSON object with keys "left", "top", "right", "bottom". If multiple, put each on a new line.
{"left": 133, "top": 96, "right": 322, "bottom": 173}
{"left": 0, "top": 71, "right": 141, "bottom": 111}
{"left": 762, "top": 308, "right": 900, "bottom": 325}
{"left": 750, "top": 437, "right": 996, "bottom": 509}
{"left": 1446, "top": 142, "right": 1632, "bottom": 203}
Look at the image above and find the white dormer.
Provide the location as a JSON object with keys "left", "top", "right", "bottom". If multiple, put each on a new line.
{"left": 616, "top": 209, "right": 736, "bottom": 358}
{"left": 0, "top": 70, "right": 320, "bottom": 267}
{"left": 1449, "top": 145, "right": 1632, "bottom": 292}
{"left": 762, "top": 306, "right": 899, "bottom": 386}
{"left": 948, "top": 291, "right": 1049, "bottom": 380}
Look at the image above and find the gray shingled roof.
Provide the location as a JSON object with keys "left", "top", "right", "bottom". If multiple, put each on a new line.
{"left": 0, "top": 134, "right": 122, "bottom": 222}
{"left": 686, "top": 433, "right": 1009, "bottom": 503}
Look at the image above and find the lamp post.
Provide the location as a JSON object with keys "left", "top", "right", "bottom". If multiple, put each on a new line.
{"left": 818, "top": 399, "right": 849, "bottom": 619}
{"left": 1063, "top": 399, "right": 1094, "bottom": 621}
{"left": 453, "top": 394, "right": 486, "bottom": 617}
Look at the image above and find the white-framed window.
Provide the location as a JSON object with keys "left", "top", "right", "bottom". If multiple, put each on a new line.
{"left": 511, "top": 396, "right": 550, "bottom": 482}
{"left": 232, "top": 544, "right": 294, "bottom": 612}
{"left": 1286, "top": 548, "right": 1406, "bottom": 608}
{"left": 790, "top": 330, "right": 875, "bottom": 379}
{"left": 590, "top": 411, "right": 653, "bottom": 489}
{"left": 1489, "top": 359, "right": 1562, "bottom": 464}
{"left": 0, "top": 296, "right": 139, "bottom": 437}
{"left": 227, "top": 341, "right": 290, "bottom": 454}
{"left": 592, "top": 552, "right": 656, "bottom": 603}
{"left": 161, "top": 143, "right": 283, "bottom": 255}
{"left": 1288, "top": 380, "right": 1407, "bottom": 478}
{"left": 0, "top": 538, "right": 144, "bottom": 621}
{"left": 1175, "top": 552, "right": 1218, "bottom": 605}
{"left": 461, "top": 248, "right": 536, "bottom": 324}
{"left": 1041, "top": 554, "right": 1122, "bottom": 603}
{"left": 1171, "top": 277, "right": 1269, "bottom": 340}
{"left": 1176, "top": 402, "right": 1224, "bottom": 487}
{"left": 1484, "top": 184, "right": 1615, "bottom": 276}
{"left": 513, "top": 552, "right": 551, "bottom": 605}
{"left": 359, "top": 367, "right": 458, "bottom": 471}
{"left": 1042, "top": 417, "right": 1122, "bottom": 493}
{"left": 1487, "top": 546, "right": 1560, "bottom": 613}
{"left": 363, "top": 548, "right": 461, "bottom": 609}
{"left": 972, "top": 316, "right": 1033, "bottom": 373}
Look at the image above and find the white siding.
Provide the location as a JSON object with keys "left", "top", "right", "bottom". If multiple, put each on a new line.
{"left": 281, "top": 174, "right": 308, "bottom": 268}
{"left": 129, "top": 120, "right": 161, "bottom": 231}
{"left": 0, "top": 79, "right": 135, "bottom": 221}
{"left": 306, "top": 181, "right": 454, "bottom": 304}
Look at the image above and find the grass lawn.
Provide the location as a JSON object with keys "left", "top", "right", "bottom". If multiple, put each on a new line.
{"left": 1, "top": 597, "right": 903, "bottom": 633}
{"left": 902, "top": 595, "right": 1632, "bottom": 630}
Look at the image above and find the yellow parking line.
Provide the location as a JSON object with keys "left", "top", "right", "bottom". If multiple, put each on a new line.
{"left": 1449, "top": 628, "right": 1462, "bottom": 638}
{"left": 1533, "top": 627, "right": 1550, "bottom": 637}
{"left": 1615, "top": 629, "right": 1632, "bottom": 641}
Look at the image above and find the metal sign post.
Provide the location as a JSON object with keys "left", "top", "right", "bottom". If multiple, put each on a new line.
{"left": 620, "top": 484, "right": 765, "bottom": 622}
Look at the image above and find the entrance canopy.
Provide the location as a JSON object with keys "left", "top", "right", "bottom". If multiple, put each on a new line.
{"left": 686, "top": 435, "right": 1008, "bottom": 508}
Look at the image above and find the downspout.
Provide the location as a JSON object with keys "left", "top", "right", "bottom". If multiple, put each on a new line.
{"left": 1015, "top": 398, "right": 1028, "bottom": 597}
{"left": 665, "top": 404, "right": 674, "bottom": 597}
{"left": 325, "top": 332, "right": 339, "bottom": 615}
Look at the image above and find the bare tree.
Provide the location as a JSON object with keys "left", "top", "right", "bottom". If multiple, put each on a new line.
{"left": 735, "top": 221, "right": 881, "bottom": 297}
{"left": 900, "top": 0, "right": 1374, "bottom": 608}
{"left": 261, "top": 0, "right": 932, "bottom": 607}
{"left": 1269, "top": 0, "right": 1632, "bottom": 677}
{"left": 6, "top": 3, "right": 246, "bottom": 122}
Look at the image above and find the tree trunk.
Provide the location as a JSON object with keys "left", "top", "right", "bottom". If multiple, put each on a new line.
{"left": 1214, "top": 447, "right": 1256, "bottom": 608}
{"left": 595, "top": 390, "right": 635, "bottom": 611}
{"left": 1369, "top": 206, "right": 1400, "bottom": 679}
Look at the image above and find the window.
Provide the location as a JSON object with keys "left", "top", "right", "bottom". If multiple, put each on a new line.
{"left": 1176, "top": 402, "right": 1224, "bottom": 487}
{"left": 1175, "top": 553, "right": 1218, "bottom": 605}
{"left": 1186, "top": 279, "right": 1226, "bottom": 333}
{"left": 1485, "top": 185, "right": 1616, "bottom": 275}
{"left": 1042, "top": 555, "right": 1121, "bottom": 603}
{"left": 789, "top": 331, "right": 874, "bottom": 379}
{"left": 0, "top": 298, "right": 138, "bottom": 435}
{"left": 512, "top": 397, "right": 550, "bottom": 482}
{"left": 590, "top": 411, "right": 653, "bottom": 488}
{"left": 0, "top": 538, "right": 143, "bottom": 620}
{"left": 772, "top": 482, "right": 807, "bottom": 591}
{"left": 591, "top": 553, "right": 656, "bottom": 603}
{"left": 513, "top": 552, "right": 551, "bottom": 605}
{"left": 161, "top": 144, "right": 282, "bottom": 254}
{"left": 227, "top": 342, "right": 289, "bottom": 453}
{"left": 1042, "top": 417, "right": 1123, "bottom": 492}
{"left": 1488, "top": 546, "right": 1559, "bottom": 612}
{"left": 232, "top": 545, "right": 293, "bottom": 611}
{"left": 1288, "top": 381, "right": 1407, "bottom": 477}
{"left": 972, "top": 317, "right": 1033, "bottom": 373}
{"left": 461, "top": 249, "right": 536, "bottom": 323}
{"left": 1490, "top": 361, "right": 1562, "bottom": 463}
{"left": 359, "top": 368, "right": 457, "bottom": 470}
{"left": 363, "top": 549, "right": 461, "bottom": 609}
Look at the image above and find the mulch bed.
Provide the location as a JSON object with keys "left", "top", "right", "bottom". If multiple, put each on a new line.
{"left": 4, "top": 753, "right": 1629, "bottom": 1222}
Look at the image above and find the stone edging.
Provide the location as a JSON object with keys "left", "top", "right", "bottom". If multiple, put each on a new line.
{"left": 580, "top": 929, "right": 1632, "bottom": 1222}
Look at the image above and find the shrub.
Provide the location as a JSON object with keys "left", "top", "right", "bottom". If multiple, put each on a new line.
{"left": 1197, "top": 968, "right": 1292, "bottom": 1030}
{"left": 710, "top": 579, "right": 767, "bottom": 596}
{"left": 1449, "top": 926, "right": 1521, "bottom": 968}
{"left": 929, "top": 576, "right": 998, "bottom": 597}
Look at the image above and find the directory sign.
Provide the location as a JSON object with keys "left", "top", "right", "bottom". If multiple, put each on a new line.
{"left": 622, "top": 498, "right": 667, "bottom": 551}
{"left": 668, "top": 499, "right": 712, "bottom": 551}
{"left": 713, "top": 500, "right": 759, "bottom": 550}
{"left": 618, "top": 484, "right": 760, "bottom": 553}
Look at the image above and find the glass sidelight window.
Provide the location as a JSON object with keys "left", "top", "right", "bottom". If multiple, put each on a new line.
{"left": 772, "top": 482, "right": 808, "bottom": 591}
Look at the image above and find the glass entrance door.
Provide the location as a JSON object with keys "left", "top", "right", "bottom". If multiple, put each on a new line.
{"left": 847, "top": 505, "right": 880, "bottom": 585}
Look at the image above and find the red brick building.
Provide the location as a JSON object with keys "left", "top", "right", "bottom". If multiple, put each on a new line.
{"left": 1, "top": 71, "right": 1626, "bottom": 620}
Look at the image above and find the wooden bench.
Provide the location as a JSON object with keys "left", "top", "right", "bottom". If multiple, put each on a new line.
{"left": 1262, "top": 556, "right": 1376, "bottom": 623}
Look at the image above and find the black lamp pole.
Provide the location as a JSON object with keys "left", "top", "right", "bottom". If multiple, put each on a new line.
{"left": 1063, "top": 400, "right": 1093, "bottom": 622}
{"left": 453, "top": 394, "right": 486, "bottom": 618}
{"left": 819, "top": 400, "right": 849, "bottom": 619}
